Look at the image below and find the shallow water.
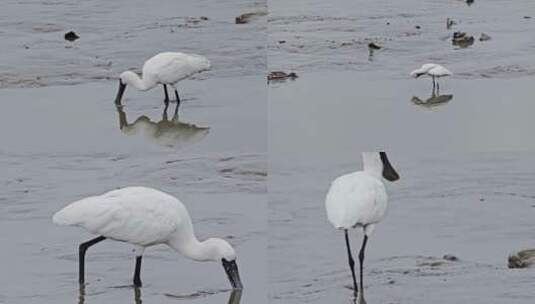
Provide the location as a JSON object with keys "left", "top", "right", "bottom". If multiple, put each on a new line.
{"left": 269, "top": 0, "right": 535, "bottom": 79}
{"left": 268, "top": 0, "right": 535, "bottom": 303}
{"left": 0, "top": 0, "right": 266, "bottom": 88}
{"left": 2, "top": 0, "right": 535, "bottom": 303}
{"left": 268, "top": 153, "right": 535, "bottom": 303}
{"left": 0, "top": 75, "right": 267, "bottom": 303}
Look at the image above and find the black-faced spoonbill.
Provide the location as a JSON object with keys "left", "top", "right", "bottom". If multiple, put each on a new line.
{"left": 114, "top": 52, "right": 211, "bottom": 109}
{"left": 325, "top": 152, "right": 399, "bottom": 303}
{"left": 410, "top": 63, "right": 452, "bottom": 91}
{"left": 53, "top": 187, "right": 242, "bottom": 289}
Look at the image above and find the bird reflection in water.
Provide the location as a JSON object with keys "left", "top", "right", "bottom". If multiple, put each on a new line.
{"left": 78, "top": 285, "right": 143, "bottom": 304}
{"left": 411, "top": 87, "right": 453, "bottom": 109}
{"left": 116, "top": 102, "right": 209, "bottom": 148}
{"left": 78, "top": 285, "right": 241, "bottom": 303}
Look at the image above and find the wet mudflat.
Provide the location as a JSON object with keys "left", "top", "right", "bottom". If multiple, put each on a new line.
{"left": 0, "top": 0, "right": 267, "bottom": 87}
{"left": 0, "top": 0, "right": 267, "bottom": 303}
{"left": 270, "top": 72, "right": 535, "bottom": 154}
{"left": 268, "top": 0, "right": 535, "bottom": 303}
{"left": 268, "top": 152, "right": 535, "bottom": 303}
{"left": 0, "top": 75, "right": 267, "bottom": 304}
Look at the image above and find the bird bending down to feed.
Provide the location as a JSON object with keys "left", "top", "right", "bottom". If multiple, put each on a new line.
{"left": 52, "top": 186, "right": 242, "bottom": 289}
{"left": 410, "top": 63, "right": 452, "bottom": 91}
{"left": 325, "top": 152, "right": 399, "bottom": 304}
{"left": 114, "top": 52, "right": 211, "bottom": 110}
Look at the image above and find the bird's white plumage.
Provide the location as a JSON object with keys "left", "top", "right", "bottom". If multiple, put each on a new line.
{"left": 120, "top": 52, "right": 211, "bottom": 91}
{"left": 410, "top": 63, "right": 452, "bottom": 78}
{"left": 53, "top": 187, "right": 189, "bottom": 246}
{"left": 326, "top": 171, "right": 387, "bottom": 232}
{"left": 142, "top": 52, "right": 211, "bottom": 85}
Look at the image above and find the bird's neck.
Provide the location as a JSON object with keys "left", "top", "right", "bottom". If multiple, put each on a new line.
{"left": 168, "top": 229, "right": 217, "bottom": 262}
{"left": 361, "top": 152, "right": 382, "bottom": 179}
{"left": 121, "top": 71, "right": 156, "bottom": 91}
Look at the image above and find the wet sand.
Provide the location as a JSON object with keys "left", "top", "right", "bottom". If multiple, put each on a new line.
{"left": 269, "top": 0, "right": 535, "bottom": 78}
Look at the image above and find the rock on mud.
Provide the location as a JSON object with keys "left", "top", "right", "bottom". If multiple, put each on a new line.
{"left": 64, "top": 31, "right": 79, "bottom": 42}
{"left": 452, "top": 31, "right": 474, "bottom": 47}
{"left": 479, "top": 33, "right": 491, "bottom": 41}
{"left": 268, "top": 71, "right": 298, "bottom": 82}
{"left": 235, "top": 11, "right": 267, "bottom": 24}
{"left": 368, "top": 42, "right": 382, "bottom": 50}
{"left": 508, "top": 249, "right": 535, "bottom": 269}
{"left": 443, "top": 254, "right": 459, "bottom": 261}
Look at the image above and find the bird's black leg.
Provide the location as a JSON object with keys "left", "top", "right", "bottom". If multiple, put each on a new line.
{"left": 172, "top": 100, "right": 179, "bottom": 121}
{"left": 432, "top": 76, "right": 436, "bottom": 90}
{"left": 358, "top": 234, "right": 369, "bottom": 303}
{"left": 79, "top": 236, "right": 106, "bottom": 284}
{"left": 174, "top": 89, "right": 181, "bottom": 110}
{"left": 345, "top": 230, "right": 358, "bottom": 297}
{"left": 133, "top": 256, "right": 143, "bottom": 287}
{"left": 437, "top": 80, "right": 440, "bottom": 94}
{"left": 163, "top": 84, "right": 170, "bottom": 106}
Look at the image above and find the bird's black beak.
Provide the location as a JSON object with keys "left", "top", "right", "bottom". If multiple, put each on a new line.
{"left": 114, "top": 80, "right": 126, "bottom": 106}
{"left": 222, "top": 259, "right": 243, "bottom": 290}
{"left": 380, "top": 152, "right": 400, "bottom": 182}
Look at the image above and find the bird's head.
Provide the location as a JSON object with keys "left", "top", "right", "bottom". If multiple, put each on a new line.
{"left": 410, "top": 64, "right": 436, "bottom": 78}
{"left": 204, "top": 238, "right": 242, "bottom": 290}
{"left": 379, "top": 152, "right": 400, "bottom": 182}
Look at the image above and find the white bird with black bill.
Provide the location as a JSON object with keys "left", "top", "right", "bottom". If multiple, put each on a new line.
{"left": 53, "top": 186, "right": 242, "bottom": 289}
{"left": 114, "top": 52, "right": 211, "bottom": 111}
{"left": 410, "top": 63, "right": 452, "bottom": 91}
{"left": 325, "top": 152, "right": 399, "bottom": 304}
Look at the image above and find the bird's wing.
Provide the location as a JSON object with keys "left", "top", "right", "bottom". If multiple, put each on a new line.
{"left": 53, "top": 187, "right": 183, "bottom": 246}
{"left": 326, "top": 173, "right": 384, "bottom": 229}
{"left": 143, "top": 53, "right": 210, "bottom": 84}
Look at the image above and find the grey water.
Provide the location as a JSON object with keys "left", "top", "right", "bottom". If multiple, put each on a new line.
{"left": 269, "top": 0, "right": 535, "bottom": 303}
{"left": 0, "top": 0, "right": 267, "bottom": 303}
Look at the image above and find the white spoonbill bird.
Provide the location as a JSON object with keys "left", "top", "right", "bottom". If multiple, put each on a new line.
{"left": 410, "top": 63, "right": 452, "bottom": 90}
{"left": 114, "top": 52, "right": 211, "bottom": 109}
{"left": 325, "top": 152, "right": 399, "bottom": 303}
{"left": 53, "top": 186, "right": 242, "bottom": 289}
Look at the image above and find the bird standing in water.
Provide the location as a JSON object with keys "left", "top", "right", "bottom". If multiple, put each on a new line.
{"left": 410, "top": 63, "right": 452, "bottom": 92}
{"left": 325, "top": 152, "right": 399, "bottom": 303}
{"left": 114, "top": 52, "right": 211, "bottom": 112}
{"left": 53, "top": 186, "right": 242, "bottom": 290}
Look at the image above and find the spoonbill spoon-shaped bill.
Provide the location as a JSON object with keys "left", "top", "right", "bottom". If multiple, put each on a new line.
{"left": 325, "top": 152, "right": 399, "bottom": 303}
{"left": 114, "top": 52, "right": 211, "bottom": 107}
{"left": 410, "top": 63, "right": 452, "bottom": 90}
{"left": 52, "top": 186, "right": 242, "bottom": 289}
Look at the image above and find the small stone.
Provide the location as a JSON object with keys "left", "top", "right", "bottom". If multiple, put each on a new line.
{"left": 508, "top": 249, "right": 535, "bottom": 268}
{"left": 368, "top": 42, "right": 382, "bottom": 50}
{"left": 200, "top": 16, "right": 209, "bottom": 21}
{"left": 453, "top": 31, "right": 466, "bottom": 39}
{"left": 479, "top": 197, "right": 485, "bottom": 202}
{"left": 523, "top": 16, "right": 531, "bottom": 19}
{"left": 415, "top": 25, "right": 421, "bottom": 29}
{"left": 267, "top": 71, "right": 298, "bottom": 82}
{"left": 443, "top": 254, "right": 459, "bottom": 261}
{"left": 446, "top": 18, "right": 457, "bottom": 29}
{"left": 386, "top": 22, "right": 390, "bottom": 25}
{"left": 278, "top": 40, "right": 286, "bottom": 44}
{"left": 479, "top": 33, "right": 491, "bottom": 41}
{"left": 64, "top": 31, "right": 79, "bottom": 42}
{"left": 387, "top": 279, "right": 395, "bottom": 285}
